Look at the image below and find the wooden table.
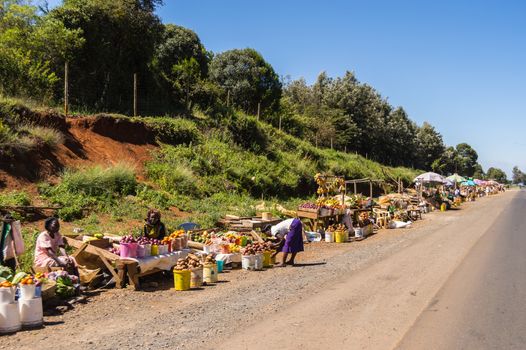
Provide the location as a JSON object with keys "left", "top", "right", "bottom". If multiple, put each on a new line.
{"left": 297, "top": 210, "right": 343, "bottom": 231}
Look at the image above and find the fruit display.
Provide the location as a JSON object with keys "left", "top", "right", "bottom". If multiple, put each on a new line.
{"left": 326, "top": 224, "right": 347, "bottom": 234}
{"left": 0, "top": 281, "right": 13, "bottom": 288}
{"left": 46, "top": 271, "right": 79, "bottom": 298}
{"left": 136, "top": 236, "right": 152, "bottom": 245}
{"left": 202, "top": 254, "right": 216, "bottom": 265}
{"left": 109, "top": 247, "right": 120, "bottom": 255}
{"left": 315, "top": 174, "right": 345, "bottom": 196}
{"left": 120, "top": 235, "right": 137, "bottom": 244}
{"left": 299, "top": 202, "right": 318, "bottom": 210}
{"left": 94, "top": 233, "right": 104, "bottom": 239}
{"left": 19, "top": 276, "right": 34, "bottom": 285}
{"left": 174, "top": 254, "right": 203, "bottom": 270}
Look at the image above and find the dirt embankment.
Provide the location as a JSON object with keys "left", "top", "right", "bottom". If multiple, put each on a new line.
{"left": 0, "top": 111, "right": 159, "bottom": 191}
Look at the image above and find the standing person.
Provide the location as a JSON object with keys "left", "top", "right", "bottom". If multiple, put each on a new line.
{"left": 34, "top": 217, "right": 75, "bottom": 270}
{"left": 263, "top": 218, "right": 304, "bottom": 267}
{"left": 143, "top": 209, "right": 167, "bottom": 240}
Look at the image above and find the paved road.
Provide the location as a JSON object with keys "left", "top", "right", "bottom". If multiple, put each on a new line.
{"left": 397, "top": 191, "right": 526, "bottom": 349}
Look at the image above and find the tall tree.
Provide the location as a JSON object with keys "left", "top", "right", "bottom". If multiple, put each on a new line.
{"left": 455, "top": 143, "right": 478, "bottom": 176}
{"left": 486, "top": 167, "right": 507, "bottom": 183}
{"left": 512, "top": 166, "right": 524, "bottom": 184}
{"left": 209, "top": 48, "right": 282, "bottom": 115}
{"left": 415, "top": 122, "right": 446, "bottom": 170}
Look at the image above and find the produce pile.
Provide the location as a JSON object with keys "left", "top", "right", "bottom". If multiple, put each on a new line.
{"left": 191, "top": 230, "right": 250, "bottom": 253}
{"left": 315, "top": 173, "right": 345, "bottom": 196}
{"left": 47, "top": 270, "right": 79, "bottom": 298}
{"left": 326, "top": 224, "right": 347, "bottom": 235}
{"left": 241, "top": 242, "right": 274, "bottom": 256}
{"left": 174, "top": 254, "right": 203, "bottom": 271}
{"left": 203, "top": 254, "right": 216, "bottom": 265}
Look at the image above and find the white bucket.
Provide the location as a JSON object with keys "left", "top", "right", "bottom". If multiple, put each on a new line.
{"left": 190, "top": 267, "right": 203, "bottom": 288}
{"left": 325, "top": 231, "right": 334, "bottom": 243}
{"left": 354, "top": 227, "right": 363, "bottom": 238}
{"left": 18, "top": 297, "right": 43, "bottom": 328}
{"left": 203, "top": 245, "right": 213, "bottom": 254}
{"left": 143, "top": 244, "right": 151, "bottom": 257}
{"left": 0, "top": 287, "right": 15, "bottom": 304}
{"left": 241, "top": 255, "right": 256, "bottom": 270}
{"left": 254, "top": 253, "right": 263, "bottom": 270}
{"left": 0, "top": 302, "right": 21, "bottom": 334}
{"left": 19, "top": 284, "right": 36, "bottom": 301}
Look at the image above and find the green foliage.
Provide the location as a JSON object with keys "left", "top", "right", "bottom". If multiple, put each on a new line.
{"left": 486, "top": 167, "right": 507, "bottom": 183}
{"left": 416, "top": 122, "right": 446, "bottom": 169}
{"left": 0, "top": 190, "right": 31, "bottom": 206}
{"left": 141, "top": 116, "right": 201, "bottom": 145}
{"left": 18, "top": 125, "right": 64, "bottom": 149}
{"left": 18, "top": 227, "right": 39, "bottom": 273}
{"left": 39, "top": 163, "right": 137, "bottom": 220}
{"left": 512, "top": 166, "right": 525, "bottom": 184}
{"left": 209, "top": 48, "right": 282, "bottom": 114}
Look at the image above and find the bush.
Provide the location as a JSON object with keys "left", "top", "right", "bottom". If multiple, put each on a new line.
{"left": 142, "top": 117, "right": 201, "bottom": 145}
{"left": 39, "top": 164, "right": 137, "bottom": 221}
{"left": 0, "top": 190, "right": 31, "bottom": 206}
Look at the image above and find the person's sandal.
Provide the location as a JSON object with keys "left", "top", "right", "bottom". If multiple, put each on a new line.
{"left": 274, "top": 263, "right": 287, "bottom": 267}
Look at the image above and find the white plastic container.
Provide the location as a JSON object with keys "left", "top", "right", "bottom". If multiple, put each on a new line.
{"left": 354, "top": 227, "right": 363, "bottom": 238}
{"left": 19, "top": 284, "right": 36, "bottom": 300}
{"left": 190, "top": 267, "right": 203, "bottom": 288}
{"left": 254, "top": 253, "right": 264, "bottom": 270}
{"left": 143, "top": 244, "right": 151, "bottom": 257}
{"left": 325, "top": 231, "right": 334, "bottom": 243}
{"left": 18, "top": 297, "right": 43, "bottom": 328}
{"left": 0, "top": 302, "right": 21, "bottom": 333}
{"left": 241, "top": 255, "right": 256, "bottom": 270}
{"left": 0, "top": 287, "right": 15, "bottom": 304}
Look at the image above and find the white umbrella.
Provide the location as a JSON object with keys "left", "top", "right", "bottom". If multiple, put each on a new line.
{"left": 414, "top": 172, "right": 446, "bottom": 184}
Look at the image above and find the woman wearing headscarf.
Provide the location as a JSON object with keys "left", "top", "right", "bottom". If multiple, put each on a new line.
{"left": 143, "top": 209, "right": 167, "bottom": 240}
{"left": 34, "top": 217, "right": 75, "bottom": 269}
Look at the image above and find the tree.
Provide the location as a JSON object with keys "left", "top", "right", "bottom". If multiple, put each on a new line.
{"left": 472, "top": 163, "right": 485, "bottom": 179}
{"left": 415, "top": 122, "right": 445, "bottom": 170}
{"left": 50, "top": 0, "right": 163, "bottom": 112}
{"left": 486, "top": 167, "right": 507, "bottom": 183}
{"left": 431, "top": 146, "right": 457, "bottom": 175}
{"left": 455, "top": 143, "right": 478, "bottom": 176}
{"left": 382, "top": 107, "right": 417, "bottom": 166}
{"left": 512, "top": 166, "right": 524, "bottom": 184}
{"left": 209, "top": 48, "right": 282, "bottom": 115}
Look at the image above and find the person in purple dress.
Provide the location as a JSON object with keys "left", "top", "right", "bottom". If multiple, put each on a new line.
{"left": 263, "top": 218, "right": 304, "bottom": 267}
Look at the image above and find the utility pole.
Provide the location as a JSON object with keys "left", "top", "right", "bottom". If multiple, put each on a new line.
{"left": 64, "top": 61, "right": 69, "bottom": 115}
{"left": 133, "top": 73, "right": 138, "bottom": 117}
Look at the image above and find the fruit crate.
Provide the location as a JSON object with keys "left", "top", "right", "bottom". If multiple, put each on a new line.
{"left": 297, "top": 206, "right": 319, "bottom": 214}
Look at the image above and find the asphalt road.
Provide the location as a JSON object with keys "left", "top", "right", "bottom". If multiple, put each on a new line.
{"left": 397, "top": 190, "right": 526, "bottom": 349}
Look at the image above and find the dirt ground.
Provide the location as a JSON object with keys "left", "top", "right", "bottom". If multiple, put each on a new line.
{"left": 1, "top": 192, "right": 512, "bottom": 350}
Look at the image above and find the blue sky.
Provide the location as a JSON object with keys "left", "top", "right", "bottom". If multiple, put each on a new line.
{"left": 47, "top": 0, "right": 526, "bottom": 176}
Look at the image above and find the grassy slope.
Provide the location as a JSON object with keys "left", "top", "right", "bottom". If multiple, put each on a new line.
{"left": 1, "top": 99, "right": 419, "bottom": 270}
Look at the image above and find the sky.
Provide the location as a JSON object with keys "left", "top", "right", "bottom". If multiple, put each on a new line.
{"left": 47, "top": 0, "right": 526, "bottom": 176}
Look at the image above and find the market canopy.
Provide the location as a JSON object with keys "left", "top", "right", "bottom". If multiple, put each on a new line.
{"left": 447, "top": 174, "right": 466, "bottom": 183}
{"left": 414, "top": 172, "right": 446, "bottom": 184}
{"left": 474, "top": 179, "right": 486, "bottom": 186}
{"left": 461, "top": 179, "right": 477, "bottom": 187}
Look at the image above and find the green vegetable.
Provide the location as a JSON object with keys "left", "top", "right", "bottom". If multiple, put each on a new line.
{"left": 11, "top": 272, "right": 28, "bottom": 285}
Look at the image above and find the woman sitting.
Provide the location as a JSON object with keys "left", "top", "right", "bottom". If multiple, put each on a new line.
{"left": 34, "top": 217, "right": 76, "bottom": 271}
{"left": 143, "top": 209, "right": 167, "bottom": 240}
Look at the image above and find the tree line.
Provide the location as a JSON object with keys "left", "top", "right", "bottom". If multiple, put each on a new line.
{"left": 0, "top": 0, "right": 507, "bottom": 179}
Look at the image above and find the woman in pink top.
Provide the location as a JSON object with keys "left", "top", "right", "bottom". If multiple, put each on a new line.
{"left": 34, "top": 218, "right": 75, "bottom": 268}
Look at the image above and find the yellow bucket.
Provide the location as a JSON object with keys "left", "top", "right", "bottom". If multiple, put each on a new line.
{"left": 173, "top": 270, "right": 191, "bottom": 291}
{"left": 151, "top": 244, "right": 159, "bottom": 256}
{"left": 335, "top": 231, "right": 346, "bottom": 243}
{"left": 270, "top": 251, "right": 276, "bottom": 265}
{"left": 440, "top": 203, "right": 447, "bottom": 212}
{"left": 263, "top": 251, "right": 272, "bottom": 267}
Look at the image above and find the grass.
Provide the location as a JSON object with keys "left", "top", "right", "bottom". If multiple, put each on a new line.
{"left": 0, "top": 190, "right": 31, "bottom": 206}
{"left": 19, "top": 125, "right": 64, "bottom": 149}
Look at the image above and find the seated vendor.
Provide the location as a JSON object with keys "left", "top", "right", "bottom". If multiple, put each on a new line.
{"left": 262, "top": 218, "right": 304, "bottom": 267}
{"left": 143, "top": 209, "right": 166, "bottom": 240}
{"left": 34, "top": 217, "right": 76, "bottom": 270}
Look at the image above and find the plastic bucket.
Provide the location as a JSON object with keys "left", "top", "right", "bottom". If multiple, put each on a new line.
{"left": 151, "top": 244, "right": 159, "bottom": 256}
{"left": 0, "top": 302, "right": 21, "bottom": 333}
{"left": 263, "top": 251, "right": 272, "bottom": 267}
{"left": 190, "top": 267, "right": 204, "bottom": 288}
{"left": 19, "top": 284, "right": 36, "bottom": 301}
{"left": 242, "top": 255, "right": 256, "bottom": 270}
{"left": 203, "top": 245, "right": 213, "bottom": 254}
{"left": 143, "top": 244, "right": 151, "bottom": 257}
{"left": 254, "top": 253, "right": 264, "bottom": 270}
{"left": 18, "top": 297, "right": 43, "bottom": 328}
{"left": 0, "top": 287, "right": 15, "bottom": 304}
{"left": 270, "top": 252, "right": 276, "bottom": 265}
{"left": 440, "top": 203, "right": 447, "bottom": 212}
{"left": 136, "top": 244, "right": 145, "bottom": 258}
{"left": 203, "top": 264, "right": 218, "bottom": 283}
{"left": 120, "top": 243, "right": 137, "bottom": 258}
{"left": 325, "top": 231, "right": 334, "bottom": 243}
{"left": 354, "top": 227, "right": 363, "bottom": 238}
{"left": 173, "top": 238, "right": 182, "bottom": 251}
{"left": 173, "top": 270, "right": 191, "bottom": 291}
{"left": 216, "top": 260, "right": 224, "bottom": 273}
{"left": 335, "top": 231, "right": 346, "bottom": 243}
